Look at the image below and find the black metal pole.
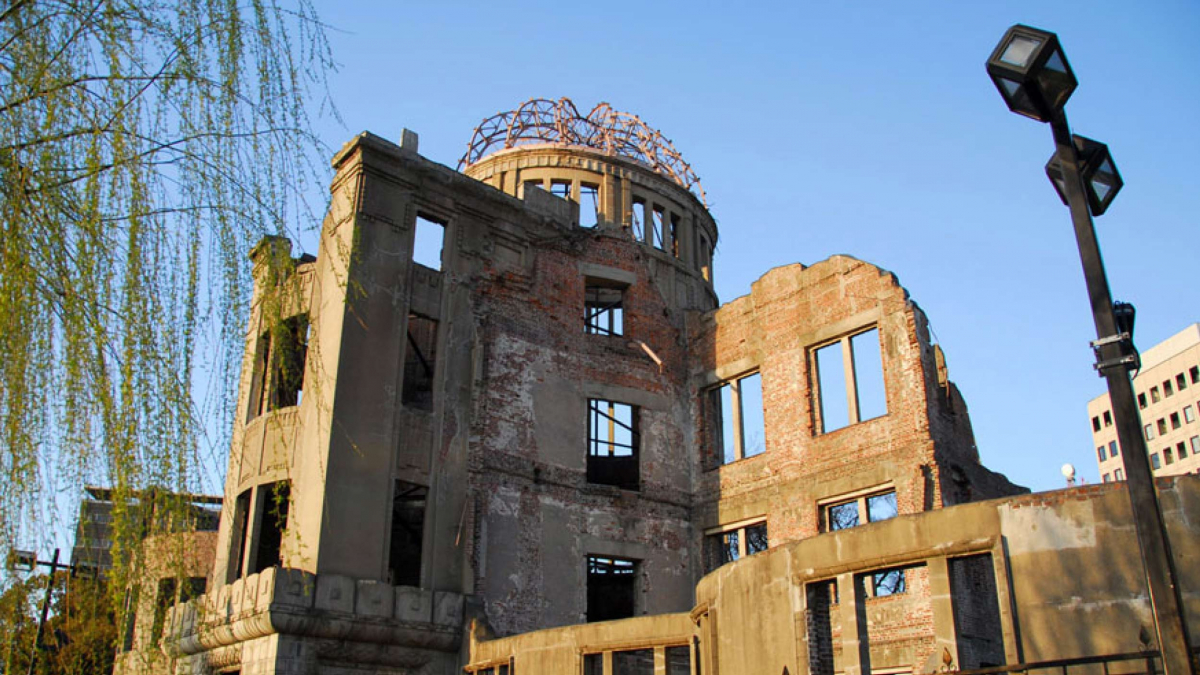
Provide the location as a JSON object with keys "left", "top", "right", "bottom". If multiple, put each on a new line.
{"left": 25, "top": 549, "right": 58, "bottom": 675}
{"left": 1049, "top": 113, "right": 1194, "bottom": 675}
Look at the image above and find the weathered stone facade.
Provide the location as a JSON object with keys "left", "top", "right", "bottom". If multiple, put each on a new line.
{"left": 157, "top": 112, "right": 1033, "bottom": 674}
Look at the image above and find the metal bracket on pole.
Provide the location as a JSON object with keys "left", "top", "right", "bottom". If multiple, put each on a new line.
{"left": 1091, "top": 332, "right": 1140, "bottom": 374}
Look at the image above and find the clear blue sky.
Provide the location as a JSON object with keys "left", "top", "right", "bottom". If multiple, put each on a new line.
{"left": 304, "top": 0, "right": 1200, "bottom": 493}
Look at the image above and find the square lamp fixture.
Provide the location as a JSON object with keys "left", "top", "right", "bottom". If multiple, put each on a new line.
{"left": 987, "top": 24, "right": 1077, "bottom": 122}
{"left": 1045, "top": 135, "right": 1123, "bottom": 216}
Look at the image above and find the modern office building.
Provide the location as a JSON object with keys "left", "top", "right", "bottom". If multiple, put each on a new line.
{"left": 1088, "top": 323, "right": 1200, "bottom": 481}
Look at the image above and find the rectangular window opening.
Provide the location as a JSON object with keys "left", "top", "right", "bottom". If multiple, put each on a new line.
{"left": 1145, "top": 424, "right": 1155, "bottom": 440}
{"left": 1164, "top": 380, "right": 1175, "bottom": 397}
{"left": 1092, "top": 415, "right": 1102, "bottom": 431}
{"left": 1158, "top": 419, "right": 1168, "bottom": 435}
{"left": 403, "top": 313, "right": 438, "bottom": 411}
{"left": 1097, "top": 445, "right": 1106, "bottom": 462}
{"left": 1102, "top": 411, "right": 1112, "bottom": 427}
{"left": 388, "top": 480, "right": 427, "bottom": 587}
{"left": 868, "top": 568, "right": 907, "bottom": 597}
{"left": 823, "top": 488, "right": 897, "bottom": 533}
{"left": 706, "top": 520, "right": 768, "bottom": 571}
{"left": 1179, "top": 440, "right": 1189, "bottom": 460}
{"left": 1190, "top": 366, "right": 1199, "bottom": 385}
{"left": 711, "top": 372, "right": 767, "bottom": 465}
{"left": 1185, "top": 406, "right": 1195, "bottom": 423}
{"left": 413, "top": 214, "right": 446, "bottom": 271}
{"left": 1103, "top": 473, "right": 1111, "bottom": 483}
{"left": 613, "top": 649, "right": 655, "bottom": 675}
{"left": 251, "top": 481, "right": 290, "bottom": 575}
{"left": 1151, "top": 453, "right": 1161, "bottom": 470}
{"left": 586, "top": 555, "right": 636, "bottom": 622}
{"left": 1177, "top": 373, "right": 1188, "bottom": 391}
{"left": 1109, "top": 440, "right": 1118, "bottom": 458}
{"left": 1115, "top": 468, "right": 1124, "bottom": 480}
{"left": 151, "top": 577, "right": 177, "bottom": 645}
{"left": 584, "top": 283, "right": 624, "bottom": 336}
{"left": 228, "top": 489, "right": 252, "bottom": 582}
{"left": 1137, "top": 394, "right": 1147, "bottom": 410}
{"left": 631, "top": 200, "right": 647, "bottom": 243}
{"left": 550, "top": 180, "right": 571, "bottom": 200}
{"left": 1171, "top": 412, "right": 1182, "bottom": 430}
{"left": 651, "top": 206, "right": 667, "bottom": 251}
{"left": 1165, "top": 447, "right": 1175, "bottom": 465}
{"left": 669, "top": 213, "right": 682, "bottom": 258}
{"left": 580, "top": 183, "right": 600, "bottom": 228}
{"left": 587, "top": 399, "right": 640, "bottom": 490}
{"left": 1152, "top": 387, "right": 1161, "bottom": 403}
{"left": 814, "top": 328, "right": 887, "bottom": 434}
{"left": 1189, "top": 436, "right": 1199, "bottom": 457}
{"left": 666, "top": 645, "right": 690, "bottom": 675}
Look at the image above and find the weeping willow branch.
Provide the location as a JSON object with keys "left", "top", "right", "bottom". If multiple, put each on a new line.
{"left": 0, "top": 0, "right": 334, "bottom": 613}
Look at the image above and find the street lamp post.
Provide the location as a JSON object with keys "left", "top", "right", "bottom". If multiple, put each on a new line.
{"left": 987, "top": 24, "right": 1194, "bottom": 675}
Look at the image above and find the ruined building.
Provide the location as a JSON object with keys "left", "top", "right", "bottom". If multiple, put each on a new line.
{"left": 155, "top": 99, "right": 1200, "bottom": 675}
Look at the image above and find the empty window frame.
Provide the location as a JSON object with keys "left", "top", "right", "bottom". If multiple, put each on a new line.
{"left": 251, "top": 481, "right": 290, "bottom": 575}
{"left": 1165, "top": 447, "right": 1175, "bottom": 465}
{"left": 1164, "top": 380, "right": 1175, "bottom": 397}
{"left": 119, "top": 585, "right": 141, "bottom": 651}
{"left": 579, "top": 183, "right": 600, "bottom": 228}
{"left": 1179, "top": 441, "right": 1190, "bottom": 460}
{"left": 413, "top": 214, "right": 446, "bottom": 271}
{"left": 1171, "top": 412, "right": 1182, "bottom": 430}
{"left": 696, "top": 233, "right": 712, "bottom": 281}
{"left": 403, "top": 313, "right": 438, "bottom": 410}
{"left": 1138, "top": 393, "right": 1147, "bottom": 409}
{"left": 228, "top": 489, "right": 252, "bottom": 582}
{"left": 584, "top": 283, "right": 624, "bottom": 336}
{"left": 1158, "top": 418, "right": 1168, "bottom": 435}
{"left": 613, "top": 649, "right": 655, "bottom": 675}
{"left": 246, "top": 314, "right": 309, "bottom": 422}
{"left": 710, "top": 372, "right": 766, "bottom": 464}
{"left": 812, "top": 327, "right": 887, "bottom": 434}
{"left": 650, "top": 206, "right": 667, "bottom": 251}
{"left": 587, "top": 399, "right": 640, "bottom": 490}
{"left": 388, "top": 480, "right": 427, "bottom": 587}
{"left": 823, "top": 488, "right": 897, "bottom": 532}
{"left": 1151, "top": 386, "right": 1161, "bottom": 403}
{"left": 631, "top": 199, "right": 647, "bottom": 243}
{"left": 669, "top": 213, "right": 682, "bottom": 258}
{"left": 150, "top": 577, "right": 176, "bottom": 644}
{"left": 586, "top": 555, "right": 637, "bottom": 622}
{"left": 864, "top": 566, "right": 907, "bottom": 597}
{"left": 1191, "top": 366, "right": 1200, "bottom": 385}
{"left": 1091, "top": 416, "right": 1101, "bottom": 432}
{"left": 666, "top": 645, "right": 691, "bottom": 675}
{"left": 1102, "top": 411, "right": 1112, "bottom": 427}
{"left": 550, "top": 180, "right": 571, "bottom": 200}
{"left": 1178, "top": 373, "right": 1189, "bottom": 391}
{"left": 707, "top": 519, "right": 768, "bottom": 570}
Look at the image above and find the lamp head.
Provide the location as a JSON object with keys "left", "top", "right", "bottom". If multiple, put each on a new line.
{"left": 987, "top": 24, "right": 1077, "bottom": 123}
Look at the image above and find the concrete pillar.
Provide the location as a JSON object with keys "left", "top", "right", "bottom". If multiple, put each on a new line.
{"left": 928, "top": 556, "right": 960, "bottom": 669}
{"left": 838, "top": 572, "right": 871, "bottom": 675}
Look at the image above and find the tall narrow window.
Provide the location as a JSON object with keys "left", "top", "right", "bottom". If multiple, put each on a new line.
{"left": 228, "top": 489, "right": 252, "bottom": 582}
{"left": 388, "top": 481, "right": 427, "bottom": 587}
{"left": 631, "top": 200, "right": 647, "bottom": 242}
{"left": 1164, "top": 380, "right": 1175, "bottom": 397}
{"left": 151, "top": 578, "right": 177, "bottom": 644}
{"left": 587, "top": 399, "right": 639, "bottom": 490}
{"left": 1102, "top": 410, "right": 1112, "bottom": 427}
{"left": 669, "top": 213, "right": 682, "bottom": 258}
{"left": 1151, "top": 386, "right": 1161, "bottom": 403}
{"left": 586, "top": 555, "right": 636, "bottom": 622}
{"left": 413, "top": 214, "right": 445, "bottom": 271}
{"left": 651, "top": 206, "right": 667, "bottom": 251}
{"left": 1108, "top": 440, "right": 1118, "bottom": 458}
{"left": 1138, "top": 393, "right": 1147, "bottom": 409}
{"left": 584, "top": 283, "right": 624, "bottom": 336}
{"left": 251, "top": 481, "right": 290, "bottom": 575}
{"left": 403, "top": 313, "right": 438, "bottom": 410}
{"left": 120, "top": 585, "right": 141, "bottom": 652}
{"left": 579, "top": 183, "right": 600, "bottom": 228}
{"left": 697, "top": 233, "right": 711, "bottom": 281}
{"left": 1177, "top": 373, "right": 1188, "bottom": 391}
{"left": 1190, "top": 366, "right": 1199, "bottom": 384}
{"left": 710, "top": 372, "right": 766, "bottom": 464}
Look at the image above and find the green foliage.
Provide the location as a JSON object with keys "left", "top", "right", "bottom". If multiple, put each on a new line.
{"left": 0, "top": 0, "right": 331, "bottom": 572}
{"left": 0, "top": 572, "right": 115, "bottom": 675}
